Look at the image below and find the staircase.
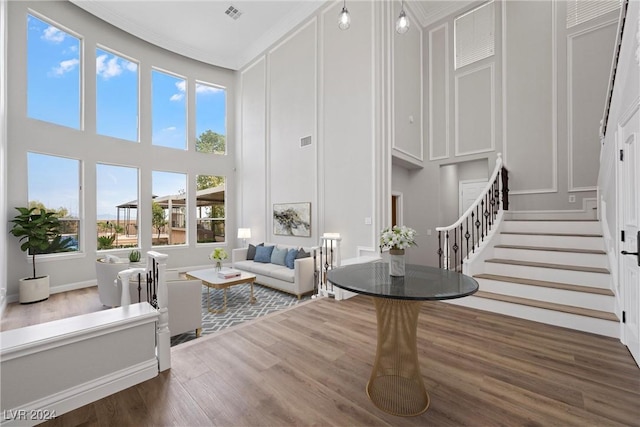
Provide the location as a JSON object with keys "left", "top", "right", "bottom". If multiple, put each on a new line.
{"left": 450, "top": 215, "right": 619, "bottom": 338}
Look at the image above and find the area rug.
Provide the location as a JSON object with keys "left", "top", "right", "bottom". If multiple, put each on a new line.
{"left": 170, "top": 283, "right": 312, "bottom": 346}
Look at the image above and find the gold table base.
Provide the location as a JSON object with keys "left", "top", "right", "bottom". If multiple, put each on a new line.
{"left": 366, "top": 297, "right": 429, "bottom": 417}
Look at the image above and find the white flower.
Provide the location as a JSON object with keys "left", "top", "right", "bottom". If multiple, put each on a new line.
{"left": 380, "top": 225, "right": 417, "bottom": 250}
{"left": 210, "top": 248, "right": 228, "bottom": 261}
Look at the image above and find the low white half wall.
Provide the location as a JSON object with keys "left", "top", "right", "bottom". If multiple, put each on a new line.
{"left": 0, "top": 303, "right": 159, "bottom": 426}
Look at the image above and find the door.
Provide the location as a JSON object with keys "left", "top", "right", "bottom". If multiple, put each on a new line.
{"left": 459, "top": 180, "right": 488, "bottom": 217}
{"left": 619, "top": 116, "right": 640, "bottom": 366}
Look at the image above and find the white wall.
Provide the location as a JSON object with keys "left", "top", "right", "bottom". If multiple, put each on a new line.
{"left": 5, "top": 1, "right": 237, "bottom": 301}
{"left": 1, "top": 0, "right": 8, "bottom": 312}
{"left": 238, "top": 0, "right": 387, "bottom": 258}
{"left": 598, "top": 0, "right": 639, "bottom": 298}
{"left": 391, "top": 0, "right": 620, "bottom": 266}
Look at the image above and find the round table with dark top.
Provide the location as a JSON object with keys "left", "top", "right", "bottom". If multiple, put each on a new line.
{"left": 327, "top": 262, "right": 479, "bottom": 417}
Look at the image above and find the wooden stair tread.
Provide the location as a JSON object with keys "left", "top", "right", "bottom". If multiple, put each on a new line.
{"left": 494, "top": 244, "right": 606, "bottom": 255}
{"left": 501, "top": 231, "right": 603, "bottom": 237}
{"left": 485, "top": 258, "right": 610, "bottom": 274}
{"left": 473, "top": 291, "right": 619, "bottom": 322}
{"left": 473, "top": 274, "right": 614, "bottom": 296}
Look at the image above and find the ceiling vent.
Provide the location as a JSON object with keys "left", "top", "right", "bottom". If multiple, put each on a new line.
{"left": 300, "top": 136, "right": 312, "bottom": 147}
{"left": 225, "top": 5, "right": 243, "bottom": 20}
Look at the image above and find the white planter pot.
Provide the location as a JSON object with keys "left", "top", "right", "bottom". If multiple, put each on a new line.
{"left": 19, "top": 276, "right": 50, "bottom": 304}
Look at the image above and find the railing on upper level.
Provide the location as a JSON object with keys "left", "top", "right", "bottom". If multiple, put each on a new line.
{"left": 118, "top": 251, "right": 171, "bottom": 372}
{"left": 600, "top": 0, "right": 629, "bottom": 140}
{"left": 436, "top": 153, "right": 509, "bottom": 271}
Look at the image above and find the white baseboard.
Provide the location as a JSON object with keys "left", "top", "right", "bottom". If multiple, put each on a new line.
{"left": 5, "top": 280, "right": 97, "bottom": 304}
{"left": 1, "top": 361, "right": 157, "bottom": 427}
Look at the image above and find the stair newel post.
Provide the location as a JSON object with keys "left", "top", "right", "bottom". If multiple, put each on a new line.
{"left": 501, "top": 166, "right": 509, "bottom": 210}
{"left": 494, "top": 172, "right": 500, "bottom": 212}
{"left": 147, "top": 251, "right": 171, "bottom": 372}
{"left": 116, "top": 268, "right": 146, "bottom": 307}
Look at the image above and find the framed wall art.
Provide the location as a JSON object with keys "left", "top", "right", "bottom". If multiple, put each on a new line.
{"left": 273, "top": 202, "right": 311, "bottom": 237}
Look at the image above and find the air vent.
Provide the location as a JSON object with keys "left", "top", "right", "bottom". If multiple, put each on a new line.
{"left": 225, "top": 5, "right": 243, "bottom": 20}
{"left": 300, "top": 136, "right": 312, "bottom": 147}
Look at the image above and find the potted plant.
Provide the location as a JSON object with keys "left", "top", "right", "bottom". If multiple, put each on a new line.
{"left": 209, "top": 247, "right": 228, "bottom": 271}
{"left": 380, "top": 225, "right": 417, "bottom": 277}
{"left": 9, "top": 206, "right": 74, "bottom": 303}
{"left": 128, "top": 249, "right": 144, "bottom": 267}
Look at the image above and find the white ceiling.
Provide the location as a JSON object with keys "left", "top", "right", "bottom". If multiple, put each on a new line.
{"left": 70, "top": 0, "right": 473, "bottom": 71}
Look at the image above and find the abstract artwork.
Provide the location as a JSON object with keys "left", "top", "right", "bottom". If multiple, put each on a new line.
{"left": 273, "top": 202, "right": 311, "bottom": 237}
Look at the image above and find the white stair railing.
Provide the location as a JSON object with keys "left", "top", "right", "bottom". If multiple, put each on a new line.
{"left": 117, "top": 251, "right": 170, "bottom": 372}
{"left": 436, "top": 153, "right": 509, "bottom": 271}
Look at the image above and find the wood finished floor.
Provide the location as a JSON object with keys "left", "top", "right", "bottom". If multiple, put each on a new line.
{"left": 3, "top": 289, "right": 639, "bottom": 426}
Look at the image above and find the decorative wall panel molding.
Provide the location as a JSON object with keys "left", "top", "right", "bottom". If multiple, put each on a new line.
{"left": 567, "top": 19, "right": 618, "bottom": 192}
{"left": 429, "top": 23, "right": 450, "bottom": 161}
{"left": 454, "top": 62, "right": 495, "bottom": 157}
{"left": 502, "top": 0, "right": 558, "bottom": 195}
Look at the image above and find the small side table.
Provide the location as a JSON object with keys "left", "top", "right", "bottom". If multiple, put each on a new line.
{"left": 327, "top": 262, "right": 478, "bottom": 416}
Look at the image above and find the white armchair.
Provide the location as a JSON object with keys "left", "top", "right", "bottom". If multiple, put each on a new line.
{"left": 96, "top": 260, "right": 202, "bottom": 338}
{"left": 165, "top": 270, "right": 203, "bottom": 338}
{"left": 95, "top": 258, "right": 131, "bottom": 307}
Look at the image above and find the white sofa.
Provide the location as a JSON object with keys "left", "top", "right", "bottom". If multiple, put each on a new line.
{"left": 232, "top": 243, "right": 315, "bottom": 298}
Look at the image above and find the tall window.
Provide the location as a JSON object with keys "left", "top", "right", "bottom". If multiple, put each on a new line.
{"left": 27, "top": 153, "right": 80, "bottom": 252}
{"left": 152, "top": 171, "right": 187, "bottom": 246}
{"left": 27, "top": 14, "right": 81, "bottom": 129}
{"left": 196, "top": 175, "right": 226, "bottom": 243}
{"left": 96, "top": 164, "right": 139, "bottom": 250}
{"left": 152, "top": 69, "right": 186, "bottom": 150}
{"left": 96, "top": 47, "right": 139, "bottom": 141}
{"left": 195, "top": 82, "right": 226, "bottom": 154}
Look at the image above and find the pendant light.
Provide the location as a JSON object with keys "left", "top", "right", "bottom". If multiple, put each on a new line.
{"left": 338, "top": 0, "right": 351, "bottom": 30}
{"left": 396, "top": 0, "right": 410, "bottom": 34}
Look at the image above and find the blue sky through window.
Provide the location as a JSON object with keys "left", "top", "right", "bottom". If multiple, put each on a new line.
{"left": 97, "top": 164, "right": 138, "bottom": 220}
{"left": 26, "top": 12, "right": 227, "bottom": 224}
{"left": 28, "top": 153, "right": 79, "bottom": 218}
{"left": 196, "top": 82, "right": 226, "bottom": 142}
{"left": 152, "top": 70, "right": 186, "bottom": 149}
{"left": 27, "top": 14, "right": 80, "bottom": 129}
{"left": 96, "top": 48, "right": 139, "bottom": 141}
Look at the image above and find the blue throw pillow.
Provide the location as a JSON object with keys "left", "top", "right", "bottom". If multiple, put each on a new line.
{"left": 246, "top": 243, "right": 263, "bottom": 261}
{"left": 271, "top": 247, "right": 288, "bottom": 265}
{"left": 254, "top": 245, "right": 274, "bottom": 263}
{"left": 284, "top": 248, "right": 298, "bottom": 269}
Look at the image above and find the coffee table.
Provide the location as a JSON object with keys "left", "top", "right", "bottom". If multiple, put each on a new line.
{"left": 185, "top": 269, "right": 257, "bottom": 314}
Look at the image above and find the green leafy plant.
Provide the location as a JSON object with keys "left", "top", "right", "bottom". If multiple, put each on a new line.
{"left": 129, "top": 249, "right": 141, "bottom": 263}
{"left": 97, "top": 235, "right": 116, "bottom": 250}
{"left": 9, "top": 206, "right": 74, "bottom": 279}
{"left": 209, "top": 247, "right": 228, "bottom": 261}
{"left": 152, "top": 201, "right": 167, "bottom": 240}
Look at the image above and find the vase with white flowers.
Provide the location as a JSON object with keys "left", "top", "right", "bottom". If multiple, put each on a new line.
{"left": 210, "top": 247, "right": 228, "bottom": 271}
{"left": 379, "top": 225, "right": 417, "bottom": 277}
